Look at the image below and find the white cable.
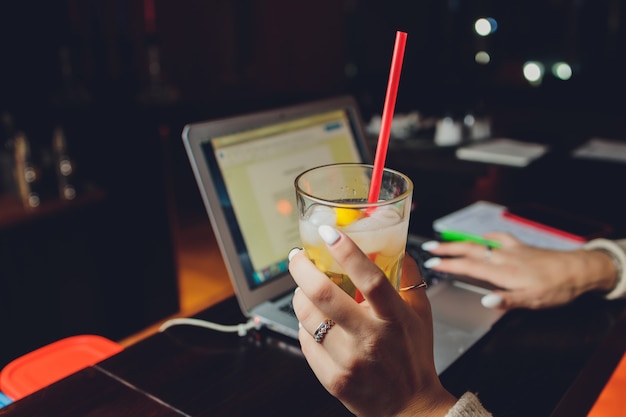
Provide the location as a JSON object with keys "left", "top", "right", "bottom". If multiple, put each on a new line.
{"left": 158, "top": 317, "right": 258, "bottom": 336}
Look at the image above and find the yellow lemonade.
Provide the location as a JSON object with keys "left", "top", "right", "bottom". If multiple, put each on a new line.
{"left": 299, "top": 204, "right": 409, "bottom": 299}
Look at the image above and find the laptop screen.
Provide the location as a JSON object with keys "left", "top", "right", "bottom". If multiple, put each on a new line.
{"left": 197, "top": 108, "right": 365, "bottom": 291}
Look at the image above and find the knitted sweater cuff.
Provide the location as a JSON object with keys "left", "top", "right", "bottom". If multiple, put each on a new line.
{"left": 444, "top": 392, "right": 492, "bottom": 417}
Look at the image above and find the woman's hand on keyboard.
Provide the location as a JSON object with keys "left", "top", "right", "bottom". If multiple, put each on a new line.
{"left": 420, "top": 232, "right": 618, "bottom": 310}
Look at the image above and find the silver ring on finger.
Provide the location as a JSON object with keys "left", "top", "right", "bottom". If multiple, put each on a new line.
{"left": 484, "top": 245, "right": 492, "bottom": 262}
{"left": 400, "top": 280, "right": 428, "bottom": 291}
{"left": 313, "top": 319, "right": 335, "bottom": 343}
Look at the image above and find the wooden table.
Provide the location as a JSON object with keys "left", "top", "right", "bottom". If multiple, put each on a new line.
{"left": 2, "top": 294, "right": 625, "bottom": 417}
{"left": 3, "top": 139, "right": 626, "bottom": 416}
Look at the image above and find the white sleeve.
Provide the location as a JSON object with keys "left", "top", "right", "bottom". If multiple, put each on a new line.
{"left": 583, "top": 239, "right": 626, "bottom": 300}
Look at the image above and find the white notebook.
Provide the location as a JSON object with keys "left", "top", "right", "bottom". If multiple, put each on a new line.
{"left": 456, "top": 138, "right": 549, "bottom": 167}
{"left": 572, "top": 137, "right": 626, "bottom": 163}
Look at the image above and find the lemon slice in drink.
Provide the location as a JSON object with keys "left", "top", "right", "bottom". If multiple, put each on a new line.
{"left": 335, "top": 207, "right": 362, "bottom": 226}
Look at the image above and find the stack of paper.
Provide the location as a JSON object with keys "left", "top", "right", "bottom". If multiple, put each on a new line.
{"left": 432, "top": 201, "right": 582, "bottom": 251}
{"left": 572, "top": 138, "right": 626, "bottom": 163}
{"left": 456, "top": 138, "right": 549, "bottom": 167}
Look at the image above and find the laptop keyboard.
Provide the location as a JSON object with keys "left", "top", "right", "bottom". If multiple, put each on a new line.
{"left": 406, "top": 234, "right": 503, "bottom": 292}
{"left": 279, "top": 300, "right": 296, "bottom": 317}
{"left": 406, "top": 234, "right": 452, "bottom": 286}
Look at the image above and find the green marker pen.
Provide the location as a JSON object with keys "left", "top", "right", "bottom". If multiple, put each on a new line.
{"left": 439, "top": 229, "right": 502, "bottom": 248}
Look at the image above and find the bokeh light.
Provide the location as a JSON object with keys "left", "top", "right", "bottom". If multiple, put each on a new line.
{"left": 475, "top": 51, "right": 491, "bottom": 64}
{"left": 523, "top": 61, "right": 545, "bottom": 86}
{"left": 474, "top": 17, "right": 498, "bottom": 36}
{"left": 552, "top": 62, "right": 573, "bottom": 80}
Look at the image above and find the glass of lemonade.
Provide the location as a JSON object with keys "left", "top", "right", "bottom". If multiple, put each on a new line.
{"left": 295, "top": 163, "right": 413, "bottom": 299}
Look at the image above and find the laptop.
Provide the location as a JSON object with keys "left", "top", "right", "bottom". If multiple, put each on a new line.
{"left": 182, "top": 95, "right": 503, "bottom": 374}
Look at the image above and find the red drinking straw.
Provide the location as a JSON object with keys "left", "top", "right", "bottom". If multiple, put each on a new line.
{"left": 368, "top": 31, "right": 407, "bottom": 204}
{"left": 355, "top": 31, "right": 407, "bottom": 304}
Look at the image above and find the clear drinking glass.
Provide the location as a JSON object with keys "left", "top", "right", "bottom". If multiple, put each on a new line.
{"left": 295, "top": 163, "right": 413, "bottom": 299}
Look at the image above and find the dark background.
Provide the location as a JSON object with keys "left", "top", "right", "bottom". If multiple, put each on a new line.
{"left": 2, "top": 1, "right": 626, "bottom": 133}
{"left": 2, "top": 1, "right": 625, "bottom": 198}
{"left": 0, "top": 0, "right": 625, "bottom": 365}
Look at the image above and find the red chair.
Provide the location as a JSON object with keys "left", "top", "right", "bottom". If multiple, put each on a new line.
{"left": 0, "top": 335, "right": 123, "bottom": 401}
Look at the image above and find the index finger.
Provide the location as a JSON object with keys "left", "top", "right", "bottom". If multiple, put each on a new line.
{"left": 317, "top": 225, "right": 405, "bottom": 321}
{"left": 429, "top": 240, "right": 490, "bottom": 258}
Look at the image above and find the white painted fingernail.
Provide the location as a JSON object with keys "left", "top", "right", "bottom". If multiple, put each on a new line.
{"left": 318, "top": 225, "right": 340, "bottom": 245}
{"left": 293, "top": 286, "right": 300, "bottom": 294}
{"left": 423, "top": 257, "right": 441, "bottom": 268}
{"left": 288, "top": 247, "right": 302, "bottom": 261}
{"left": 481, "top": 293, "right": 503, "bottom": 308}
{"left": 421, "top": 240, "right": 440, "bottom": 251}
